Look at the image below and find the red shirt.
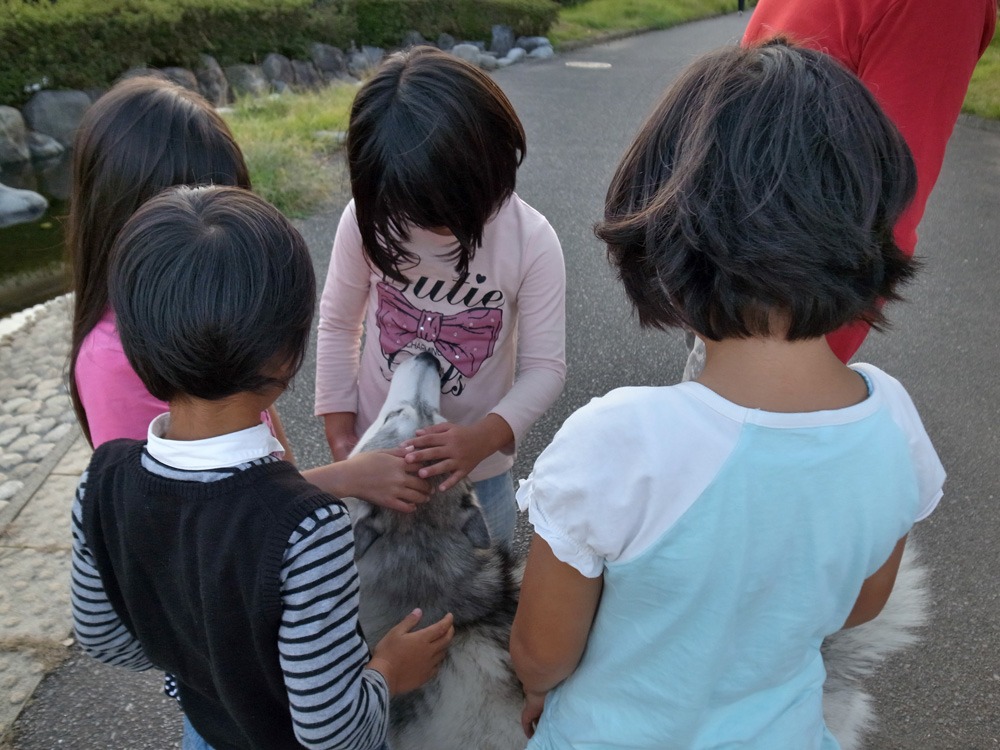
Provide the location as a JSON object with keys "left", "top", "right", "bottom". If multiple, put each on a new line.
{"left": 744, "top": 0, "right": 996, "bottom": 360}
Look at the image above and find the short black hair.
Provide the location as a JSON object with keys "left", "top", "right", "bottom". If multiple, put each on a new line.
{"left": 596, "top": 40, "right": 918, "bottom": 340}
{"left": 108, "top": 186, "right": 315, "bottom": 402}
{"left": 348, "top": 45, "right": 526, "bottom": 283}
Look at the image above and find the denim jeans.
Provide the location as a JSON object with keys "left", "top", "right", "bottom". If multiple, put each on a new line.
{"left": 473, "top": 470, "right": 516, "bottom": 548}
{"left": 182, "top": 716, "right": 213, "bottom": 750}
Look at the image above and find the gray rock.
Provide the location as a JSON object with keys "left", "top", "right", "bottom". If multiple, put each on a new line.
{"left": 196, "top": 54, "right": 230, "bottom": 106}
{"left": 528, "top": 44, "right": 555, "bottom": 60}
{"left": 310, "top": 43, "right": 348, "bottom": 79}
{"left": 437, "top": 33, "right": 456, "bottom": 51}
{"left": 451, "top": 44, "right": 482, "bottom": 66}
{"left": 9, "top": 433, "right": 40, "bottom": 453}
{"left": 0, "top": 106, "right": 30, "bottom": 165}
{"left": 224, "top": 65, "right": 270, "bottom": 98}
{"left": 0, "top": 181, "right": 47, "bottom": 229}
{"left": 362, "top": 46, "right": 385, "bottom": 69}
{"left": 291, "top": 60, "right": 321, "bottom": 90}
{"left": 401, "top": 30, "right": 426, "bottom": 48}
{"left": 515, "top": 36, "right": 551, "bottom": 53}
{"left": 346, "top": 48, "right": 370, "bottom": 78}
{"left": 461, "top": 40, "right": 487, "bottom": 52}
{"left": 21, "top": 90, "right": 92, "bottom": 147}
{"left": 0, "top": 479, "right": 23, "bottom": 503}
{"left": 490, "top": 25, "right": 515, "bottom": 57}
{"left": 262, "top": 53, "right": 296, "bottom": 90}
{"left": 501, "top": 47, "right": 527, "bottom": 65}
{"left": 27, "top": 132, "right": 64, "bottom": 161}
{"left": 479, "top": 54, "right": 500, "bottom": 71}
{"left": 43, "top": 423, "right": 72, "bottom": 444}
{"left": 35, "top": 151, "right": 71, "bottom": 201}
{"left": 26, "top": 442, "right": 53, "bottom": 462}
{"left": 161, "top": 67, "right": 199, "bottom": 92}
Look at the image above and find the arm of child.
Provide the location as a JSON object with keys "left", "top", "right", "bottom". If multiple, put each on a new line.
{"left": 322, "top": 411, "right": 359, "bottom": 462}
{"left": 302, "top": 449, "right": 431, "bottom": 512}
{"left": 367, "top": 608, "right": 455, "bottom": 696}
{"left": 279, "top": 504, "right": 452, "bottom": 749}
{"left": 403, "top": 413, "right": 515, "bottom": 491}
{"left": 510, "top": 535, "right": 603, "bottom": 739}
{"left": 70, "top": 483, "right": 153, "bottom": 671}
{"left": 843, "top": 535, "right": 908, "bottom": 629}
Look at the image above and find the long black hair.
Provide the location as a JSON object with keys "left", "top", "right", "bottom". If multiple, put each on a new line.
{"left": 68, "top": 75, "right": 251, "bottom": 444}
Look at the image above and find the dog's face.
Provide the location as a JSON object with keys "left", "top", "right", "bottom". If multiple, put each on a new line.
{"left": 349, "top": 352, "right": 492, "bottom": 559}
{"left": 352, "top": 351, "right": 446, "bottom": 453}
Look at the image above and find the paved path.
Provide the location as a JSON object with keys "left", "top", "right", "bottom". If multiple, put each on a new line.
{"left": 3, "top": 12, "right": 999, "bottom": 748}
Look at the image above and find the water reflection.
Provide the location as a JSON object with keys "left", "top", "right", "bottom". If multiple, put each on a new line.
{"left": 0, "top": 152, "right": 72, "bottom": 317}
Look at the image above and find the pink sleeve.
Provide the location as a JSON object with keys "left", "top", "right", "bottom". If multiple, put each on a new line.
{"left": 314, "top": 201, "right": 373, "bottom": 417}
{"left": 76, "top": 328, "right": 168, "bottom": 447}
{"left": 856, "top": 0, "right": 996, "bottom": 256}
{"left": 489, "top": 218, "right": 567, "bottom": 445}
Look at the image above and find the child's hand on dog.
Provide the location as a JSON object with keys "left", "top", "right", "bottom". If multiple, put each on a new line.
{"left": 368, "top": 608, "right": 455, "bottom": 696}
{"left": 303, "top": 449, "right": 431, "bottom": 512}
{"left": 403, "top": 414, "right": 515, "bottom": 491}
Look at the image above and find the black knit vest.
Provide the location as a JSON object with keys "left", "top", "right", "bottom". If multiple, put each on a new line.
{"left": 81, "top": 439, "right": 336, "bottom": 750}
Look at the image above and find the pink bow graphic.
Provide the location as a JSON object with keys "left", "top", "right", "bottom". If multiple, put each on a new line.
{"left": 376, "top": 283, "right": 503, "bottom": 379}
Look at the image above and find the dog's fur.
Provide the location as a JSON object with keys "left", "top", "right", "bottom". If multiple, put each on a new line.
{"left": 348, "top": 351, "right": 929, "bottom": 750}
{"left": 348, "top": 352, "right": 525, "bottom": 750}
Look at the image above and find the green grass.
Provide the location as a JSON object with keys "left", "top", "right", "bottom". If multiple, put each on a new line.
{"left": 964, "top": 30, "right": 1000, "bottom": 120}
{"left": 223, "top": 83, "right": 358, "bottom": 217}
{"left": 549, "top": 0, "right": 739, "bottom": 48}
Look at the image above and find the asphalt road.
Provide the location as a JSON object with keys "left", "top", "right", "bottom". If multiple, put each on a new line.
{"left": 11, "top": 12, "right": 1000, "bottom": 749}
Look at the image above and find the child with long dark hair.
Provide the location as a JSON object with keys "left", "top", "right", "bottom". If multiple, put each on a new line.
{"left": 71, "top": 185, "right": 454, "bottom": 750}
{"left": 314, "top": 46, "right": 566, "bottom": 543}
{"left": 68, "top": 75, "right": 427, "bottom": 508}
{"left": 511, "top": 41, "right": 945, "bottom": 748}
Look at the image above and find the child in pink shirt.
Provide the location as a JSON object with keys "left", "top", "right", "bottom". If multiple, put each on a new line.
{"left": 315, "top": 47, "right": 567, "bottom": 545}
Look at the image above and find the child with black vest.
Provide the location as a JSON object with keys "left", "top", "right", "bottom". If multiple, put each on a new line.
{"left": 70, "top": 185, "right": 454, "bottom": 750}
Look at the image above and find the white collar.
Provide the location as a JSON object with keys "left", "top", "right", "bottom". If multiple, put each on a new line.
{"left": 146, "top": 413, "right": 285, "bottom": 470}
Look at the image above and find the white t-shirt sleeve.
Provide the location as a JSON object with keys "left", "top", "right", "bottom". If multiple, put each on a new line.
{"left": 516, "top": 387, "right": 737, "bottom": 577}
{"left": 854, "top": 364, "right": 946, "bottom": 521}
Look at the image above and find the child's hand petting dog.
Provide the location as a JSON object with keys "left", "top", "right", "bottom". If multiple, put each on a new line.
{"left": 403, "top": 414, "right": 515, "bottom": 491}
{"left": 369, "top": 608, "right": 455, "bottom": 696}
{"left": 303, "top": 449, "right": 431, "bottom": 512}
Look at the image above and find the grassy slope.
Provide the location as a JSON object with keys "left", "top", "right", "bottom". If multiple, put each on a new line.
{"left": 222, "top": 84, "right": 357, "bottom": 217}
{"left": 964, "top": 29, "right": 1000, "bottom": 120}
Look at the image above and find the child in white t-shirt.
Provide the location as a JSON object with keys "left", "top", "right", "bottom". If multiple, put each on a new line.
{"left": 511, "top": 40, "right": 945, "bottom": 749}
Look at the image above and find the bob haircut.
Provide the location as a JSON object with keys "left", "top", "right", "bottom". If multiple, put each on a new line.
{"left": 68, "top": 75, "right": 251, "bottom": 442}
{"left": 596, "top": 40, "right": 919, "bottom": 341}
{"left": 348, "top": 45, "right": 527, "bottom": 283}
{"left": 107, "top": 186, "right": 315, "bottom": 403}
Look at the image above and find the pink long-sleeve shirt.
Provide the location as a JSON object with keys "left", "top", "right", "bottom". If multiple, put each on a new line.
{"left": 315, "top": 195, "right": 567, "bottom": 482}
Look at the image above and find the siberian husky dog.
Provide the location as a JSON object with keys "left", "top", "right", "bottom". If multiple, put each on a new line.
{"left": 348, "top": 351, "right": 929, "bottom": 750}
{"left": 348, "top": 352, "right": 525, "bottom": 750}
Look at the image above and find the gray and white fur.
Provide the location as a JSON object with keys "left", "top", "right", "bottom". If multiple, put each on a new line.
{"left": 348, "top": 351, "right": 930, "bottom": 749}
{"left": 348, "top": 352, "right": 525, "bottom": 750}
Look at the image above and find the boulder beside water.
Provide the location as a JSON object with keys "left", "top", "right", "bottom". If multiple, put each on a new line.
{"left": 0, "top": 181, "right": 48, "bottom": 229}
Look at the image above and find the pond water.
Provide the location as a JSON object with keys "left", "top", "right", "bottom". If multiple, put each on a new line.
{"left": 0, "top": 154, "right": 72, "bottom": 317}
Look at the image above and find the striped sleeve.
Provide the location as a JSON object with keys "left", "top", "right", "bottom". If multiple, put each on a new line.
{"left": 70, "top": 470, "right": 153, "bottom": 671}
{"left": 279, "top": 504, "right": 390, "bottom": 750}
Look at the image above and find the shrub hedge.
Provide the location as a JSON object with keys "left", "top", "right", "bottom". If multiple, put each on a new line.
{"left": 0, "top": 0, "right": 558, "bottom": 106}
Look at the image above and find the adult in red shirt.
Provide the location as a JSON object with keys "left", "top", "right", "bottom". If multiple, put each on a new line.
{"left": 743, "top": 0, "right": 996, "bottom": 361}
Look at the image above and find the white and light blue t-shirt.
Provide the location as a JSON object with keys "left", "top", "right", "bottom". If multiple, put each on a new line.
{"left": 517, "top": 364, "right": 944, "bottom": 749}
